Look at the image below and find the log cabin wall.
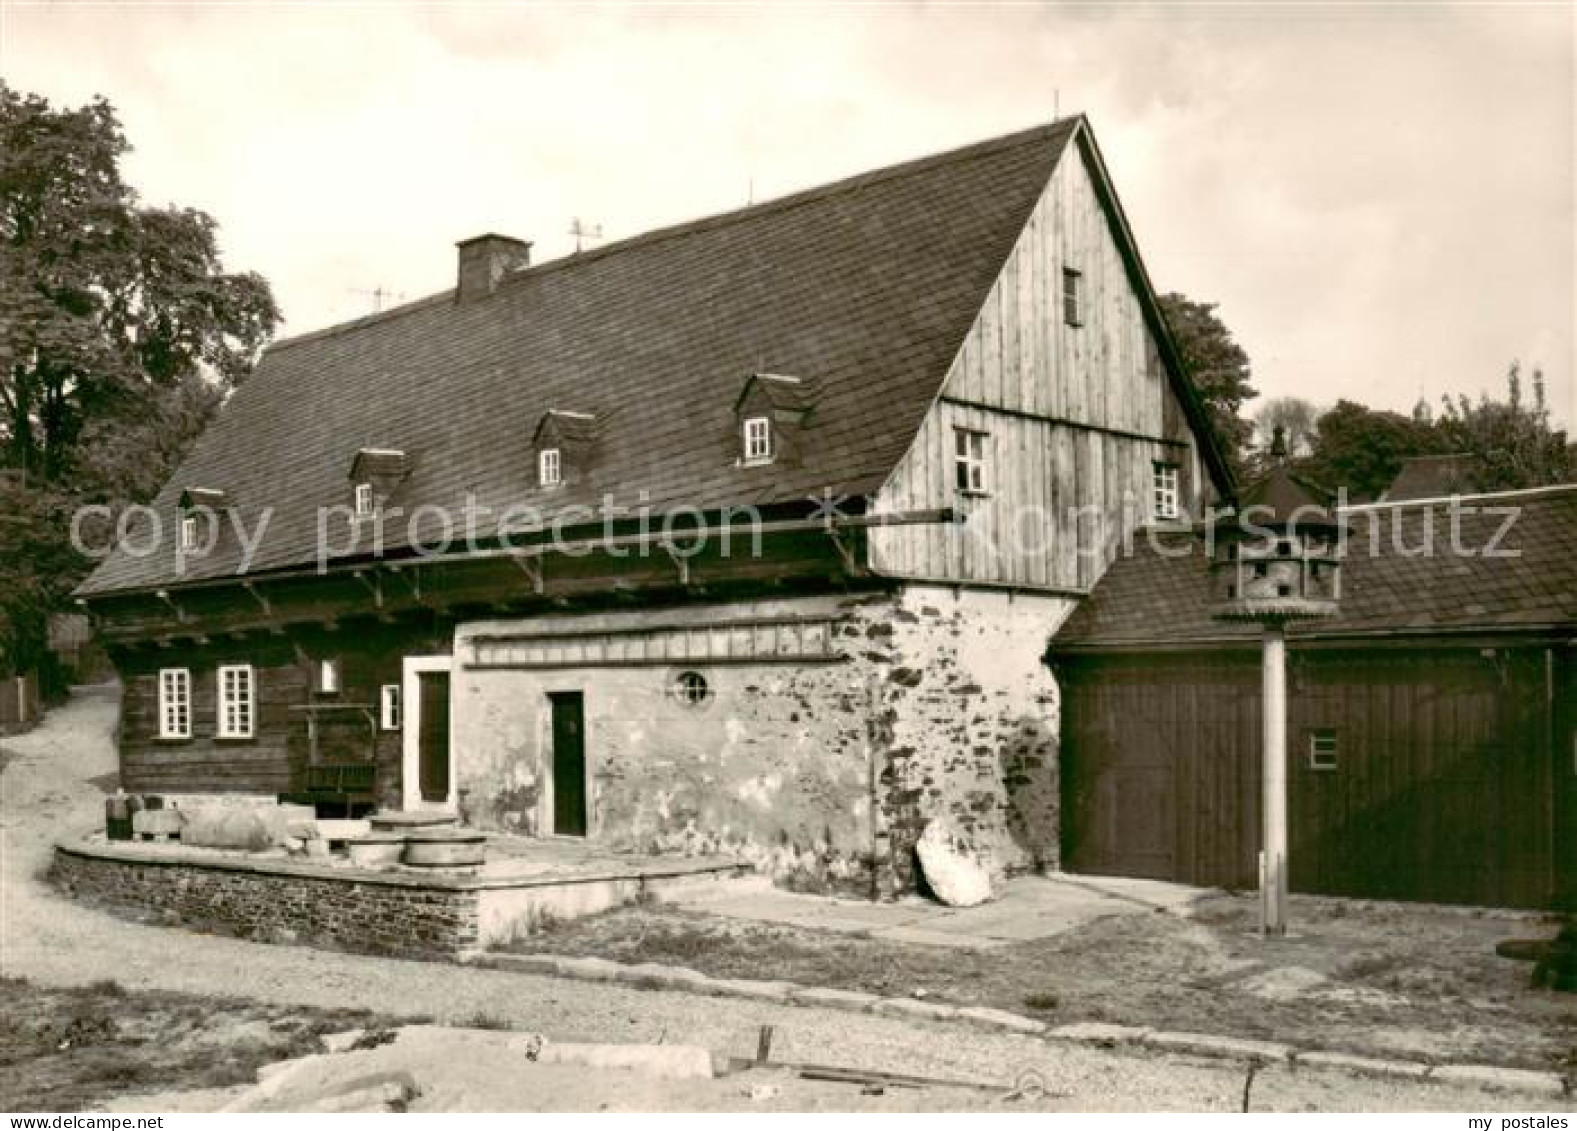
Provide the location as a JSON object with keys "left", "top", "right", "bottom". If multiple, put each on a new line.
{"left": 869, "top": 135, "right": 1206, "bottom": 591}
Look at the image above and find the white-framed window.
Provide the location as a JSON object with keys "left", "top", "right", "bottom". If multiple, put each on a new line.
{"left": 1152, "top": 461, "right": 1181, "bottom": 520}
{"left": 539, "top": 447, "right": 562, "bottom": 487}
{"left": 742, "top": 416, "right": 772, "bottom": 463}
{"left": 319, "top": 658, "right": 340, "bottom": 694}
{"left": 179, "top": 514, "right": 199, "bottom": 552}
{"left": 1308, "top": 729, "right": 1338, "bottom": 772}
{"left": 1062, "top": 266, "right": 1083, "bottom": 327}
{"left": 954, "top": 428, "right": 988, "bottom": 495}
{"left": 157, "top": 668, "right": 191, "bottom": 739}
{"left": 217, "top": 663, "right": 255, "bottom": 739}
{"left": 354, "top": 482, "right": 375, "bottom": 518}
{"left": 380, "top": 683, "right": 402, "bottom": 731}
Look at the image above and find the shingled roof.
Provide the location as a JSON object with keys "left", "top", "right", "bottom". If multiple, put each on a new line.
{"left": 1053, "top": 485, "right": 1577, "bottom": 649}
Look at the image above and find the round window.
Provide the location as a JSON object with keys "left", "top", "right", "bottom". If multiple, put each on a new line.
{"left": 672, "top": 670, "right": 710, "bottom": 707}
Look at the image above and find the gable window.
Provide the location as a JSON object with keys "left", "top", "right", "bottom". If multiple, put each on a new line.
{"left": 179, "top": 514, "right": 200, "bottom": 552}
{"left": 539, "top": 447, "right": 562, "bottom": 488}
{"left": 380, "top": 683, "right": 402, "bottom": 731}
{"left": 743, "top": 416, "right": 772, "bottom": 463}
{"left": 157, "top": 668, "right": 191, "bottom": 739}
{"left": 1152, "top": 461, "right": 1181, "bottom": 520}
{"left": 1062, "top": 267, "right": 1083, "bottom": 327}
{"left": 354, "top": 482, "right": 375, "bottom": 518}
{"left": 217, "top": 663, "right": 255, "bottom": 739}
{"left": 954, "top": 428, "right": 989, "bottom": 495}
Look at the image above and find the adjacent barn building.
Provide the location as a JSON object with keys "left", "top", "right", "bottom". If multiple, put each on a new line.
{"left": 76, "top": 116, "right": 1231, "bottom": 895}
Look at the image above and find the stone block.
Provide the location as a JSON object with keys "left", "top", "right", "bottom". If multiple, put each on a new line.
{"left": 1294, "top": 1050, "right": 1429, "bottom": 1080}
{"left": 788, "top": 986, "right": 880, "bottom": 1013}
{"left": 1429, "top": 1064, "right": 1567, "bottom": 1097}
{"left": 954, "top": 1005, "right": 1045, "bottom": 1035}
{"left": 871, "top": 996, "right": 961, "bottom": 1023}
{"left": 1047, "top": 1021, "right": 1151, "bottom": 1045}
{"left": 1143, "top": 1030, "right": 1292, "bottom": 1062}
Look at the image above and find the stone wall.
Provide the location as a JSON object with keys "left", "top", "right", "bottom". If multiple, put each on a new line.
{"left": 866, "top": 585, "right": 1070, "bottom": 893}
{"left": 50, "top": 843, "right": 480, "bottom": 956}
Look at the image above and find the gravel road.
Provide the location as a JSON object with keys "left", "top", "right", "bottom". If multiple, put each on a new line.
{"left": 0, "top": 687, "right": 1528, "bottom": 1111}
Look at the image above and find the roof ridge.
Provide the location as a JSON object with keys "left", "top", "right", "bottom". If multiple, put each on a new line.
{"left": 1341, "top": 481, "right": 1577, "bottom": 512}
{"left": 265, "top": 115, "right": 1082, "bottom": 356}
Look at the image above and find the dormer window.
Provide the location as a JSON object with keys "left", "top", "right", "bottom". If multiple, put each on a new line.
{"left": 733, "top": 373, "right": 817, "bottom": 468}
{"left": 539, "top": 447, "right": 562, "bottom": 488}
{"left": 347, "top": 448, "right": 409, "bottom": 516}
{"left": 743, "top": 416, "right": 773, "bottom": 464}
{"left": 531, "top": 410, "right": 597, "bottom": 489}
{"left": 180, "top": 514, "right": 199, "bottom": 551}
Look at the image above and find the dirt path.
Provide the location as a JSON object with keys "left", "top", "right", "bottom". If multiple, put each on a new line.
{"left": 0, "top": 689, "right": 1540, "bottom": 1111}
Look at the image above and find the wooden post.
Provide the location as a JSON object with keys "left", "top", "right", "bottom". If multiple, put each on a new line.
{"left": 1261, "top": 623, "right": 1288, "bottom": 936}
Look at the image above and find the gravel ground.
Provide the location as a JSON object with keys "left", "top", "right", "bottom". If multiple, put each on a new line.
{"left": 0, "top": 687, "right": 1544, "bottom": 1112}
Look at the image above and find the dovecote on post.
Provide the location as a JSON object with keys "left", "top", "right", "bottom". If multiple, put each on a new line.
{"left": 530, "top": 410, "right": 599, "bottom": 489}
{"left": 733, "top": 372, "right": 819, "bottom": 467}
{"left": 347, "top": 448, "right": 411, "bottom": 517}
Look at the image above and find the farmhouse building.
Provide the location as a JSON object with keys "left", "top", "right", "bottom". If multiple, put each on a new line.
{"left": 76, "top": 116, "right": 1231, "bottom": 894}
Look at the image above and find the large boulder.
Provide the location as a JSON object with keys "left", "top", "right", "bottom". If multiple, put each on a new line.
{"left": 915, "top": 820, "right": 995, "bottom": 907}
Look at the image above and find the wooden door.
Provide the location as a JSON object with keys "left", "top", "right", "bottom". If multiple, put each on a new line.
{"left": 417, "top": 672, "right": 450, "bottom": 803}
{"left": 550, "top": 692, "right": 587, "bottom": 836}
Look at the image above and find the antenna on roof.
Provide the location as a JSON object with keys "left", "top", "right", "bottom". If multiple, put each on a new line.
{"left": 1054, "top": 89, "right": 1060, "bottom": 120}
{"left": 348, "top": 286, "right": 405, "bottom": 314}
{"left": 568, "top": 218, "right": 604, "bottom": 253}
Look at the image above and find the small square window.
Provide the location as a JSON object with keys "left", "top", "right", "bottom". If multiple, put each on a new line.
{"left": 380, "top": 683, "right": 401, "bottom": 731}
{"left": 539, "top": 448, "right": 562, "bottom": 487}
{"left": 1152, "top": 461, "right": 1180, "bottom": 520}
{"left": 743, "top": 416, "right": 772, "bottom": 463}
{"left": 1309, "top": 729, "right": 1338, "bottom": 771}
{"left": 354, "top": 482, "right": 375, "bottom": 518}
{"left": 954, "top": 429, "right": 988, "bottom": 495}
{"left": 1062, "top": 267, "right": 1083, "bottom": 327}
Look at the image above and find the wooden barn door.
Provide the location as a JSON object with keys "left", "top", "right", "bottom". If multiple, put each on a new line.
{"left": 1291, "top": 649, "right": 1556, "bottom": 909}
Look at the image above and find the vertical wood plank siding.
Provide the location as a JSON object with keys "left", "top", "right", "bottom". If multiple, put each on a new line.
{"left": 870, "top": 135, "right": 1204, "bottom": 588}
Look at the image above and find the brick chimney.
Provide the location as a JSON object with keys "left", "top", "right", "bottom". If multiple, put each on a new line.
{"left": 455, "top": 234, "right": 532, "bottom": 303}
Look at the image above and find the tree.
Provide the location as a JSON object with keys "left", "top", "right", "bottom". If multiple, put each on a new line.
{"left": 1299, "top": 400, "right": 1439, "bottom": 501}
{"left": 0, "top": 83, "right": 278, "bottom": 483}
{"left": 1436, "top": 362, "right": 1573, "bottom": 492}
{"left": 0, "top": 84, "right": 279, "bottom": 692}
{"left": 1157, "top": 293, "right": 1257, "bottom": 477}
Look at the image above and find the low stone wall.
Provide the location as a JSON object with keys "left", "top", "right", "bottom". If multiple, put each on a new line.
{"left": 51, "top": 840, "right": 482, "bottom": 956}
{"left": 49, "top": 838, "right": 754, "bottom": 956}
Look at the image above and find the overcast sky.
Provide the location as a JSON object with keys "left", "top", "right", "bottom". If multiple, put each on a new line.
{"left": 4, "top": 1, "right": 1573, "bottom": 430}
